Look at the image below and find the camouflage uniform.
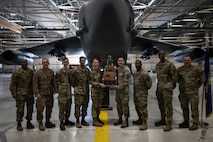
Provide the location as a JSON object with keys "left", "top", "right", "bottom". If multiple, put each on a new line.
{"left": 156, "top": 59, "right": 177, "bottom": 122}
{"left": 10, "top": 67, "right": 34, "bottom": 122}
{"left": 133, "top": 69, "right": 152, "bottom": 121}
{"left": 55, "top": 68, "right": 72, "bottom": 122}
{"left": 177, "top": 65, "right": 205, "bottom": 123}
{"left": 33, "top": 68, "right": 55, "bottom": 123}
{"left": 90, "top": 69, "right": 104, "bottom": 119}
{"left": 72, "top": 66, "right": 90, "bottom": 119}
{"left": 116, "top": 66, "right": 130, "bottom": 119}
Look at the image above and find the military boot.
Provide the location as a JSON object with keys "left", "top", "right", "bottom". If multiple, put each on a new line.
{"left": 76, "top": 118, "right": 82, "bottom": 128}
{"left": 113, "top": 117, "right": 122, "bottom": 125}
{"left": 45, "top": 120, "right": 56, "bottom": 128}
{"left": 133, "top": 117, "right": 142, "bottom": 125}
{"left": 17, "top": 122, "right": 23, "bottom": 131}
{"left": 121, "top": 119, "right": 129, "bottom": 128}
{"left": 155, "top": 118, "right": 166, "bottom": 126}
{"left": 179, "top": 120, "right": 189, "bottom": 128}
{"left": 93, "top": 118, "right": 103, "bottom": 127}
{"left": 64, "top": 118, "right": 75, "bottom": 126}
{"left": 81, "top": 117, "right": 89, "bottom": 126}
{"left": 189, "top": 122, "right": 198, "bottom": 130}
{"left": 38, "top": 121, "right": 45, "bottom": 131}
{"left": 97, "top": 117, "right": 104, "bottom": 125}
{"left": 60, "top": 121, "right": 65, "bottom": 131}
{"left": 140, "top": 120, "right": 147, "bottom": 130}
{"left": 164, "top": 121, "right": 172, "bottom": 132}
{"left": 26, "top": 121, "right": 34, "bottom": 129}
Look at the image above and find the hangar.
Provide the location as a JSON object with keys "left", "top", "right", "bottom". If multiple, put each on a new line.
{"left": 0, "top": 0, "right": 213, "bottom": 142}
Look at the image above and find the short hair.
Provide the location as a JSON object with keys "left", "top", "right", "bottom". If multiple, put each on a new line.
{"left": 92, "top": 58, "right": 100, "bottom": 63}
{"left": 79, "top": 56, "right": 86, "bottom": 60}
{"left": 135, "top": 60, "right": 142, "bottom": 64}
{"left": 62, "top": 57, "right": 68, "bottom": 61}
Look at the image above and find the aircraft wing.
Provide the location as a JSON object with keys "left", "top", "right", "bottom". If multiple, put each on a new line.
{"left": 130, "top": 36, "right": 206, "bottom": 62}
{"left": 0, "top": 36, "right": 82, "bottom": 65}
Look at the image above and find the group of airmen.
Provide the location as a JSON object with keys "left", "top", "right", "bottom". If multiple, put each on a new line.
{"left": 9, "top": 50, "right": 205, "bottom": 132}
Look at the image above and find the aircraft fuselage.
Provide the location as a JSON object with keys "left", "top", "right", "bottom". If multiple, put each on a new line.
{"left": 78, "top": 0, "right": 134, "bottom": 66}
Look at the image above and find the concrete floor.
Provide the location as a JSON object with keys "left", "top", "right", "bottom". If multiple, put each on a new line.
{"left": 0, "top": 73, "right": 213, "bottom": 142}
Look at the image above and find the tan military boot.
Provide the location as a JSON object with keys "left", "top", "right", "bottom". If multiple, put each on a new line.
{"left": 93, "top": 118, "right": 103, "bottom": 127}
{"left": 38, "top": 121, "right": 45, "bottom": 131}
{"left": 17, "top": 122, "right": 23, "bottom": 131}
{"left": 189, "top": 123, "right": 198, "bottom": 130}
{"left": 164, "top": 121, "right": 172, "bottom": 132}
{"left": 140, "top": 120, "right": 147, "bottom": 130}
{"left": 121, "top": 119, "right": 129, "bottom": 128}
{"left": 76, "top": 118, "right": 82, "bottom": 128}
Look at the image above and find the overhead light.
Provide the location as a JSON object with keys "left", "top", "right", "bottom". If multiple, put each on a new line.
{"left": 22, "top": 25, "right": 35, "bottom": 29}
{"left": 171, "top": 24, "right": 183, "bottom": 27}
{"left": 10, "top": 13, "right": 16, "bottom": 16}
{"left": 8, "top": 20, "right": 24, "bottom": 23}
{"left": 188, "top": 12, "right": 195, "bottom": 16}
{"left": 182, "top": 19, "right": 200, "bottom": 22}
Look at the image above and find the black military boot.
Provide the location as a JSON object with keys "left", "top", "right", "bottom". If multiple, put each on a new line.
{"left": 155, "top": 118, "right": 166, "bottom": 126}
{"left": 179, "top": 120, "right": 189, "bottom": 128}
{"left": 113, "top": 117, "right": 122, "bottom": 125}
{"left": 97, "top": 117, "right": 104, "bottom": 125}
{"left": 45, "top": 120, "right": 56, "bottom": 128}
{"left": 60, "top": 121, "right": 65, "bottom": 131}
{"left": 81, "top": 117, "right": 89, "bottom": 126}
{"left": 132, "top": 117, "right": 142, "bottom": 125}
{"left": 64, "top": 118, "right": 75, "bottom": 126}
{"left": 17, "top": 122, "right": 23, "bottom": 131}
{"left": 26, "top": 121, "right": 34, "bottom": 129}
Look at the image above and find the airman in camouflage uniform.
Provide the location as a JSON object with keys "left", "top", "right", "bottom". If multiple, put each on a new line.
{"left": 177, "top": 56, "right": 205, "bottom": 130}
{"left": 155, "top": 50, "right": 177, "bottom": 132}
{"left": 33, "top": 58, "right": 56, "bottom": 131}
{"left": 55, "top": 58, "right": 75, "bottom": 130}
{"left": 10, "top": 59, "right": 34, "bottom": 131}
{"left": 90, "top": 58, "right": 106, "bottom": 127}
{"left": 113, "top": 57, "right": 130, "bottom": 128}
{"left": 133, "top": 60, "right": 152, "bottom": 130}
{"left": 72, "top": 56, "right": 90, "bottom": 128}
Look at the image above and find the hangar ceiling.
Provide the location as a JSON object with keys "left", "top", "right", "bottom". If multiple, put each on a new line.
{"left": 0, "top": 0, "right": 212, "bottom": 51}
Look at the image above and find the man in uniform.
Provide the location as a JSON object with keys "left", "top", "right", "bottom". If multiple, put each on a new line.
{"left": 33, "top": 58, "right": 56, "bottom": 130}
{"left": 133, "top": 60, "right": 152, "bottom": 130}
{"left": 55, "top": 58, "right": 75, "bottom": 130}
{"left": 177, "top": 56, "right": 205, "bottom": 130}
{"left": 155, "top": 50, "right": 177, "bottom": 131}
{"left": 72, "top": 56, "right": 90, "bottom": 128}
{"left": 90, "top": 58, "right": 106, "bottom": 127}
{"left": 10, "top": 59, "right": 34, "bottom": 131}
{"left": 113, "top": 57, "right": 130, "bottom": 128}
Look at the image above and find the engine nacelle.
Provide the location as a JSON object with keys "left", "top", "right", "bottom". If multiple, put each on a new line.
{"left": 0, "top": 50, "right": 33, "bottom": 65}
{"left": 173, "top": 48, "right": 205, "bottom": 62}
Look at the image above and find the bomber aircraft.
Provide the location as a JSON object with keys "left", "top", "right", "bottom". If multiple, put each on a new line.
{"left": 0, "top": 0, "right": 212, "bottom": 66}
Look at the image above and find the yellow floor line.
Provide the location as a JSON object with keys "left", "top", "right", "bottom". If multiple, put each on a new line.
{"left": 94, "top": 111, "right": 110, "bottom": 142}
